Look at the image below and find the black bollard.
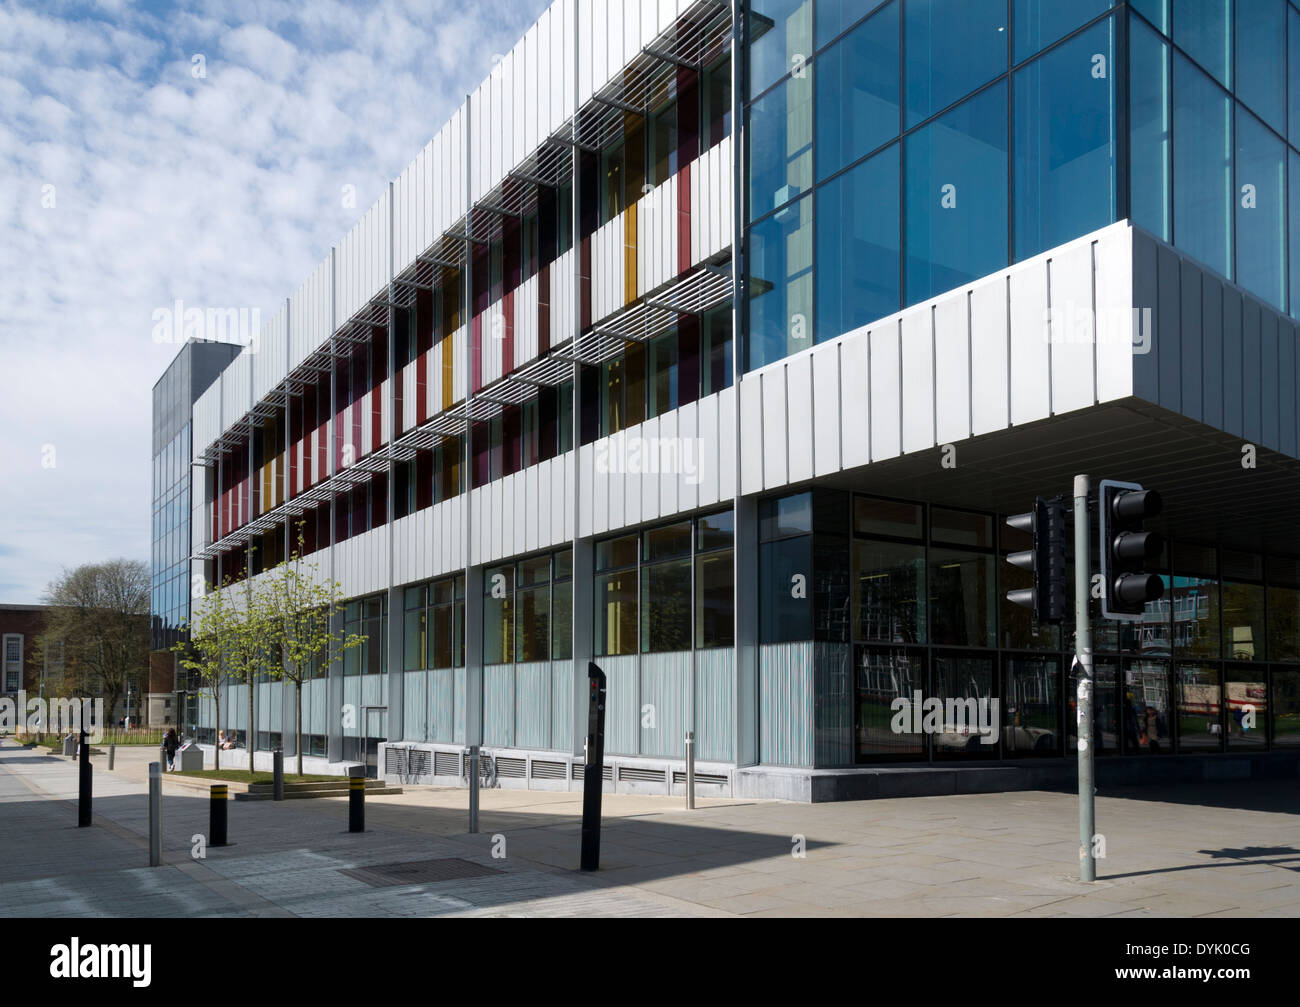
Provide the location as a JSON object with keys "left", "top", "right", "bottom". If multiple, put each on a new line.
{"left": 78, "top": 728, "right": 92, "bottom": 827}
{"left": 348, "top": 776, "right": 365, "bottom": 833}
{"left": 580, "top": 663, "right": 607, "bottom": 872}
{"left": 210, "top": 785, "right": 228, "bottom": 847}
{"left": 273, "top": 749, "right": 284, "bottom": 801}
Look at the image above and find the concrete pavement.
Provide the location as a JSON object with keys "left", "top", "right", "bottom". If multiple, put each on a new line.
{"left": 1, "top": 738, "right": 1297, "bottom": 917}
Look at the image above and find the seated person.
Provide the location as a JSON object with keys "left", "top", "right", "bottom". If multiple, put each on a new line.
{"left": 218, "top": 730, "right": 238, "bottom": 750}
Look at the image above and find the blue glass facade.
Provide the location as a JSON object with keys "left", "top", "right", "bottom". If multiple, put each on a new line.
{"left": 743, "top": 0, "right": 1300, "bottom": 373}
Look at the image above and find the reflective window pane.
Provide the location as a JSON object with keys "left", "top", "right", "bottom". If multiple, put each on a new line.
{"left": 1129, "top": 14, "right": 1171, "bottom": 240}
{"left": 1012, "top": 0, "right": 1110, "bottom": 64}
{"left": 641, "top": 558, "right": 691, "bottom": 652}
{"left": 1003, "top": 655, "right": 1061, "bottom": 756}
{"left": 1172, "top": 0, "right": 1229, "bottom": 86}
{"left": 761, "top": 491, "right": 813, "bottom": 539}
{"left": 816, "top": 1, "right": 899, "bottom": 181}
{"left": 905, "top": 81, "right": 1008, "bottom": 304}
{"left": 748, "top": 0, "right": 813, "bottom": 98}
{"left": 1290, "top": 6, "right": 1300, "bottom": 145}
{"left": 1172, "top": 54, "right": 1231, "bottom": 279}
{"left": 904, "top": 0, "right": 1007, "bottom": 128}
{"left": 746, "top": 192, "right": 814, "bottom": 370}
{"left": 696, "top": 550, "right": 735, "bottom": 648}
{"left": 1131, "top": 0, "right": 1168, "bottom": 33}
{"left": 1234, "top": 107, "right": 1287, "bottom": 311}
{"left": 1267, "top": 584, "right": 1300, "bottom": 661}
{"left": 1225, "top": 665, "right": 1267, "bottom": 748}
{"left": 1171, "top": 574, "right": 1220, "bottom": 659}
{"left": 929, "top": 548, "right": 995, "bottom": 648}
{"left": 1069, "top": 658, "right": 1120, "bottom": 755}
{"left": 856, "top": 646, "right": 926, "bottom": 758}
{"left": 855, "top": 496, "right": 922, "bottom": 539}
{"left": 595, "top": 570, "right": 637, "bottom": 656}
{"left": 1233, "top": 0, "right": 1285, "bottom": 131}
{"left": 748, "top": 73, "right": 813, "bottom": 222}
{"left": 1013, "top": 20, "right": 1117, "bottom": 260}
{"left": 1273, "top": 668, "right": 1300, "bottom": 745}
{"left": 854, "top": 539, "right": 926, "bottom": 643}
{"left": 1176, "top": 663, "right": 1223, "bottom": 751}
{"left": 815, "top": 144, "right": 900, "bottom": 340}
{"left": 1292, "top": 149, "right": 1300, "bottom": 320}
{"left": 1123, "top": 659, "right": 1173, "bottom": 753}
{"left": 932, "top": 655, "right": 996, "bottom": 756}
{"left": 760, "top": 535, "right": 813, "bottom": 642}
{"left": 1221, "top": 580, "right": 1266, "bottom": 661}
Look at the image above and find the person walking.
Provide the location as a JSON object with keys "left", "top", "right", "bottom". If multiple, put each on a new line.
{"left": 163, "top": 728, "right": 179, "bottom": 771}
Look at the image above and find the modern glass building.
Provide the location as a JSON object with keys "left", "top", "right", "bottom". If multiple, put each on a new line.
{"left": 161, "top": 0, "right": 1300, "bottom": 798}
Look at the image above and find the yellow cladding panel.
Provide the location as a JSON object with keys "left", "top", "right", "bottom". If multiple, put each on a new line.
{"left": 624, "top": 203, "right": 637, "bottom": 305}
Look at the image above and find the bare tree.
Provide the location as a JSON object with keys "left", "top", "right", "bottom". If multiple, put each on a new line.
{"left": 34, "top": 559, "right": 149, "bottom": 727}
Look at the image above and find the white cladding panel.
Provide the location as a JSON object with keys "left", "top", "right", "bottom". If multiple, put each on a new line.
{"left": 336, "top": 190, "right": 391, "bottom": 327}
{"left": 193, "top": 384, "right": 221, "bottom": 459}
{"left": 550, "top": 248, "right": 577, "bottom": 347}
{"left": 333, "top": 524, "right": 390, "bottom": 599}
{"left": 1049, "top": 242, "right": 1098, "bottom": 416}
{"left": 220, "top": 350, "right": 252, "bottom": 425}
{"left": 289, "top": 256, "right": 332, "bottom": 372}
{"left": 691, "top": 136, "right": 733, "bottom": 265}
{"left": 933, "top": 292, "right": 970, "bottom": 446}
{"left": 251, "top": 303, "right": 288, "bottom": 404}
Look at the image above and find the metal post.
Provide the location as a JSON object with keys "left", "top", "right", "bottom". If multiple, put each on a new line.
{"left": 467, "top": 745, "right": 480, "bottom": 834}
{"left": 108, "top": 743, "right": 115, "bottom": 771}
{"left": 685, "top": 731, "right": 696, "bottom": 810}
{"left": 273, "top": 749, "right": 284, "bottom": 801}
{"left": 148, "top": 762, "right": 162, "bottom": 866}
{"left": 1074, "top": 474, "right": 1096, "bottom": 883}
{"left": 348, "top": 776, "right": 365, "bottom": 833}
{"left": 77, "top": 727, "right": 91, "bottom": 827}
{"left": 210, "top": 785, "right": 228, "bottom": 847}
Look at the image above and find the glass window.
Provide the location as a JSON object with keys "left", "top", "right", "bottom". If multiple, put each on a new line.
{"left": 1290, "top": 6, "right": 1300, "bottom": 145}
{"left": 1123, "top": 659, "right": 1173, "bottom": 753}
{"left": 929, "top": 548, "right": 995, "bottom": 647}
{"left": 1172, "top": 54, "right": 1231, "bottom": 279}
{"left": 403, "top": 586, "right": 426, "bottom": 671}
{"left": 1013, "top": 20, "right": 1117, "bottom": 261}
{"left": 1273, "top": 668, "right": 1300, "bottom": 745}
{"left": 1171, "top": 544, "right": 1220, "bottom": 658}
{"left": 647, "top": 330, "right": 680, "bottom": 418}
{"left": 932, "top": 655, "right": 996, "bottom": 756}
{"left": 1225, "top": 664, "right": 1267, "bottom": 748}
{"left": 746, "top": 191, "right": 814, "bottom": 371}
{"left": 1292, "top": 149, "right": 1300, "bottom": 320}
{"left": 1012, "top": 0, "right": 1111, "bottom": 63}
{"left": 815, "top": 144, "right": 900, "bottom": 341}
{"left": 856, "top": 645, "right": 927, "bottom": 758}
{"left": 816, "top": 1, "right": 899, "bottom": 182}
{"left": 748, "top": 0, "right": 813, "bottom": 98}
{"left": 1175, "top": 663, "right": 1223, "bottom": 751}
{"left": 761, "top": 492, "right": 813, "bottom": 539}
{"left": 904, "top": 81, "right": 1009, "bottom": 305}
{"left": 1235, "top": 0, "right": 1286, "bottom": 131}
{"left": 1172, "top": 0, "right": 1229, "bottom": 86}
{"left": 696, "top": 548, "right": 735, "bottom": 648}
{"left": 1003, "top": 655, "right": 1062, "bottom": 756}
{"left": 1129, "top": 14, "right": 1171, "bottom": 240}
{"left": 516, "top": 555, "right": 550, "bottom": 663}
{"left": 642, "top": 554, "right": 691, "bottom": 653}
{"left": 698, "top": 510, "right": 735, "bottom": 552}
{"left": 853, "top": 539, "right": 926, "bottom": 643}
{"left": 760, "top": 535, "right": 813, "bottom": 642}
{"left": 701, "top": 305, "right": 734, "bottom": 397}
{"left": 904, "top": 0, "right": 1006, "bottom": 128}
{"left": 747, "top": 73, "right": 814, "bottom": 221}
{"left": 1131, "top": 0, "right": 1168, "bottom": 33}
{"left": 704, "top": 57, "right": 733, "bottom": 150}
{"left": 484, "top": 565, "right": 513, "bottom": 665}
{"left": 931, "top": 508, "right": 992, "bottom": 548}
{"left": 854, "top": 496, "right": 922, "bottom": 539}
{"left": 650, "top": 98, "right": 678, "bottom": 187}
{"left": 1267, "top": 583, "right": 1300, "bottom": 661}
{"left": 1221, "top": 580, "right": 1266, "bottom": 662}
{"left": 1234, "top": 106, "right": 1287, "bottom": 311}
{"left": 595, "top": 535, "right": 637, "bottom": 656}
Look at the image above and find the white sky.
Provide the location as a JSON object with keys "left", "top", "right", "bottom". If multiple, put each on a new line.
{"left": 0, "top": 0, "right": 551, "bottom": 602}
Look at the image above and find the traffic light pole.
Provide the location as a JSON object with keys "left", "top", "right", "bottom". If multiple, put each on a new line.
{"left": 1074, "top": 474, "right": 1096, "bottom": 883}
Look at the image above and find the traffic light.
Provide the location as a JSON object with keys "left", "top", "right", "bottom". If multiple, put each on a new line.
{"left": 1099, "top": 480, "right": 1165, "bottom": 619}
{"left": 1005, "top": 496, "right": 1067, "bottom": 622}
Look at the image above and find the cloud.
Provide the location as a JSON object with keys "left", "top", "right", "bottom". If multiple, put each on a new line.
{"left": 0, "top": 0, "right": 550, "bottom": 603}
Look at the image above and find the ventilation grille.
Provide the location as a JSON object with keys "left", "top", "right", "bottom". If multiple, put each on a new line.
{"left": 530, "top": 759, "right": 567, "bottom": 780}
{"left": 407, "top": 749, "right": 431, "bottom": 776}
{"left": 495, "top": 756, "right": 526, "bottom": 779}
{"left": 434, "top": 751, "right": 460, "bottom": 776}
{"left": 573, "top": 763, "right": 612, "bottom": 781}
{"left": 672, "top": 771, "right": 728, "bottom": 787}
{"left": 385, "top": 747, "right": 433, "bottom": 777}
{"left": 619, "top": 767, "right": 666, "bottom": 784}
{"left": 385, "top": 748, "right": 407, "bottom": 775}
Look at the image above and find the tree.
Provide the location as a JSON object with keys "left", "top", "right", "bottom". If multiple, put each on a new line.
{"left": 263, "top": 528, "right": 363, "bottom": 774}
{"left": 173, "top": 578, "right": 240, "bottom": 771}
{"left": 34, "top": 559, "right": 150, "bottom": 728}
{"left": 226, "top": 570, "right": 275, "bottom": 774}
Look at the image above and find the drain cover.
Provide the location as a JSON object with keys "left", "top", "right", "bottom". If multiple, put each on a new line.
{"left": 341, "top": 857, "right": 502, "bottom": 887}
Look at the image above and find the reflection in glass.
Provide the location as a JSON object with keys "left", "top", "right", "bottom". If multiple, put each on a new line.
{"left": 641, "top": 557, "right": 691, "bottom": 653}
{"left": 1225, "top": 665, "right": 1267, "bottom": 749}
{"left": 1267, "top": 585, "right": 1300, "bottom": 662}
{"left": 595, "top": 570, "right": 637, "bottom": 656}
{"left": 1004, "top": 656, "right": 1061, "bottom": 756}
{"left": 1123, "top": 660, "right": 1172, "bottom": 753}
{"left": 1069, "top": 658, "right": 1120, "bottom": 755}
{"left": 1234, "top": 0, "right": 1285, "bottom": 132}
{"left": 932, "top": 655, "right": 996, "bottom": 756}
{"left": 929, "top": 549, "right": 995, "bottom": 648}
{"left": 1176, "top": 663, "right": 1223, "bottom": 751}
{"left": 1235, "top": 108, "right": 1287, "bottom": 311}
{"left": 854, "top": 540, "right": 926, "bottom": 644}
{"left": 1170, "top": 575, "right": 1219, "bottom": 658}
{"left": 746, "top": 193, "right": 814, "bottom": 371}
{"left": 1273, "top": 668, "right": 1300, "bottom": 746}
{"left": 483, "top": 565, "right": 513, "bottom": 665}
{"left": 1013, "top": 20, "right": 1116, "bottom": 260}
{"left": 815, "top": 145, "right": 900, "bottom": 341}
{"left": 905, "top": 82, "right": 1008, "bottom": 304}
{"left": 1012, "top": 0, "right": 1111, "bottom": 63}
{"left": 748, "top": 73, "right": 813, "bottom": 222}
{"left": 904, "top": 0, "right": 1006, "bottom": 128}
{"left": 1171, "top": 0, "right": 1229, "bottom": 86}
{"left": 1221, "top": 581, "right": 1265, "bottom": 662}
{"left": 748, "top": 0, "right": 812, "bottom": 99}
{"left": 696, "top": 551, "right": 735, "bottom": 648}
{"left": 1172, "top": 54, "right": 1231, "bottom": 279}
{"left": 856, "top": 646, "right": 925, "bottom": 758}
{"left": 760, "top": 536, "right": 813, "bottom": 643}
{"left": 816, "top": 2, "right": 899, "bottom": 181}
